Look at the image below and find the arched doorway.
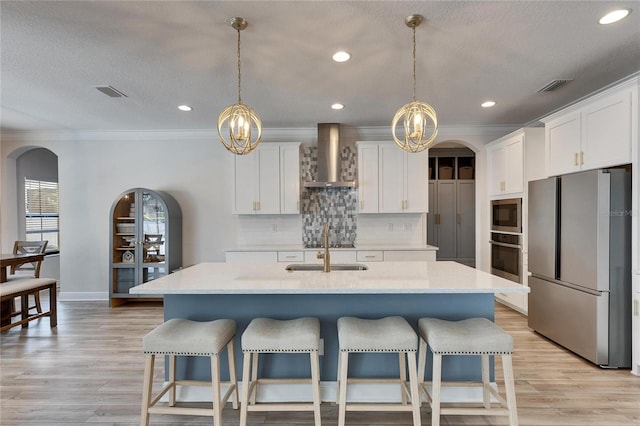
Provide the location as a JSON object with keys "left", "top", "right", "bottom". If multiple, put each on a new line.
{"left": 427, "top": 141, "right": 476, "bottom": 267}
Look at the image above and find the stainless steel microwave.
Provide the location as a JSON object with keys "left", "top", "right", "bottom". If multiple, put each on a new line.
{"left": 491, "top": 198, "right": 522, "bottom": 233}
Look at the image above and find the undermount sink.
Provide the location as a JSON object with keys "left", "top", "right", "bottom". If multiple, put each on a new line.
{"left": 285, "top": 263, "right": 369, "bottom": 271}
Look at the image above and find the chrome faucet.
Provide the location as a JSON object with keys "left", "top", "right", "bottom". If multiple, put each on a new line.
{"left": 317, "top": 223, "right": 331, "bottom": 272}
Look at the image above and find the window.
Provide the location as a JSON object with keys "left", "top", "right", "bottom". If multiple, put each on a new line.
{"left": 24, "top": 178, "right": 59, "bottom": 250}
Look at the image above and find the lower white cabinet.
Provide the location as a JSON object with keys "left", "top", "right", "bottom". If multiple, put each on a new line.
{"left": 226, "top": 248, "right": 437, "bottom": 263}
{"left": 304, "top": 250, "right": 357, "bottom": 264}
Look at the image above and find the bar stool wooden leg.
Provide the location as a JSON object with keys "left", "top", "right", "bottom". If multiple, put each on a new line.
{"left": 482, "top": 354, "right": 490, "bottom": 409}
{"left": 431, "top": 353, "right": 442, "bottom": 426}
{"left": 168, "top": 355, "right": 176, "bottom": 407}
{"left": 502, "top": 354, "right": 518, "bottom": 426}
{"left": 407, "top": 352, "right": 422, "bottom": 426}
{"left": 399, "top": 352, "right": 408, "bottom": 405}
{"left": 250, "top": 352, "right": 259, "bottom": 404}
{"left": 337, "top": 351, "right": 349, "bottom": 426}
{"left": 140, "top": 354, "right": 154, "bottom": 426}
{"left": 335, "top": 351, "right": 342, "bottom": 404}
{"left": 311, "top": 351, "right": 322, "bottom": 426}
{"left": 211, "top": 354, "right": 222, "bottom": 426}
{"left": 239, "top": 352, "right": 252, "bottom": 426}
{"left": 227, "top": 339, "right": 239, "bottom": 409}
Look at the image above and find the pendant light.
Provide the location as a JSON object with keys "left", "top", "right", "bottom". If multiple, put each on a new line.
{"left": 217, "top": 17, "right": 262, "bottom": 155}
{"left": 391, "top": 14, "right": 438, "bottom": 153}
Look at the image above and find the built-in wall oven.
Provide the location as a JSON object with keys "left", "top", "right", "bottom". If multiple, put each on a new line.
{"left": 491, "top": 198, "right": 522, "bottom": 233}
{"left": 490, "top": 232, "right": 522, "bottom": 283}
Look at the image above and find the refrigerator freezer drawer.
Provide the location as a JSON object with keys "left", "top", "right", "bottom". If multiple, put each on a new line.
{"left": 528, "top": 276, "right": 609, "bottom": 366}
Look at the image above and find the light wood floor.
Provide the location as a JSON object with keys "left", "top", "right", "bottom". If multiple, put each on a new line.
{"left": 1, "top": 297, "right": 638, "bottom": 425}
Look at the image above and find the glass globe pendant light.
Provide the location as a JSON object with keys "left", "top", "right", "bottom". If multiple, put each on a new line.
{"left": 218, "top": 17, "right": 262, "bottom": 155}
{"left": 391, "top": 14, "right": 438, "bottom": 153}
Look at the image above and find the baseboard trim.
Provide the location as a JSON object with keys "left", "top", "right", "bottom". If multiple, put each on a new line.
{"left": 58, "top": 292, "right": 108, "bottom": 301}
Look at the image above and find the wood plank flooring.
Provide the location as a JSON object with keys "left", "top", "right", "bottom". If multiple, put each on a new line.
{"left": 1, "top": 297, "right": 638, "bottom": 425}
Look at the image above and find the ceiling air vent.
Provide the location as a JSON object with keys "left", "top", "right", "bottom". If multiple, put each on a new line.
{"left": 537, "top": 79, "right": 573, "bottom": 93}
{"left": 95, "top": 85, "right": 128, "bottom": 98}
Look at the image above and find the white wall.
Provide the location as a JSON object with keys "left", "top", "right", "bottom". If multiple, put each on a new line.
{"left": 1, "top": 125, "right": 515, "bottom": 300}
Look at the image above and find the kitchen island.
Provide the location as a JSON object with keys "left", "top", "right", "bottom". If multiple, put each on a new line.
{"left": 130, "top": 261, "right": 528, "bottom": 402}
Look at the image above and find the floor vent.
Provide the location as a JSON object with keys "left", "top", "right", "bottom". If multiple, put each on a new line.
{"left": 95, "top": 85, "right": 128, "bottom": 98}
{"left": 537, "top": 79, "right": 573, "bottom": 93}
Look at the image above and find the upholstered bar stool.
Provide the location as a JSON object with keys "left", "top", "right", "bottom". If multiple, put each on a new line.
{"left": 336, "top": 316, "right": 421, "bottom": 426}
{"left": 140, "top": 318, "right": 238, "bottom": 426}
{"left": 240, "top": 317, "right": 321, "bottom": 426}
{"left": 417, "top": 317, "right": 518, "bottom": 426}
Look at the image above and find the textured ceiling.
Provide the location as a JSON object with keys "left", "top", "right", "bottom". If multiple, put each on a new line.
{"left": 1, "top": 1, "right": 639, "bottom": 132}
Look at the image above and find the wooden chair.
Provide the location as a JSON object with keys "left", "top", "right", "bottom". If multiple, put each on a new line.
{"left": 11, "top": 240, "right": 48, "bottom": 314}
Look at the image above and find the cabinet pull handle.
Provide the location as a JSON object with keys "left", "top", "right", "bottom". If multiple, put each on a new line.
{"left": 285, "top": 255, "right": 296, "bottom": 259}
{"left": 634, "top": 299, "right": 639, "bottom": 317}
{"left": 500, "top": 181, "right": 505, "bottom": 192}
{"left": 580, "top": 151, "right": 584, "bottom": 165}
{"left": 457, "top": 214, "right": 461, "bottom": 225}
{"left": 574, "top": 152, "right": 579, "bottom": 166}
{"left": 435, "top": 214, "right": 441, "bottom": 225}
{"left": 365, "top": 255, "right": 376, "bottom": 259}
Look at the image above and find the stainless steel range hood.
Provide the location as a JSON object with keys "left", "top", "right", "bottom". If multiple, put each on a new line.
{"left": 304, "top": 123, "right": 356, "bottom": 188}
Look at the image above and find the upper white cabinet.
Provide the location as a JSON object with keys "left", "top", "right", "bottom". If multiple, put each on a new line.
{"left": 357, "top": 143, "right": 380, "bottom": 213}
{"left": 544, "top": 80, "right": 636, "bottom": 177}
{"left": 233, "top": 143, "right": 300, "bottom": 214}
{"left": 487, "top": 132, "right": 525, "bottom": 196}
{"left": 357, "top": 142, "right": 429, "bottom": 213}
{"left": 279, "top": 144, "right": 301, "bottom": 214}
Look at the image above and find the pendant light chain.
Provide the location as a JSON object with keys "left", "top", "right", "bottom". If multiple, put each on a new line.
{"left": 412, "top": 25, "right": 416, "bottom": 102}
{"left": 237, "top": 26, "right": 242, "bottom": 104}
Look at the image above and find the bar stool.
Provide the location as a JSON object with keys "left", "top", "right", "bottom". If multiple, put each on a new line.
{"left": 140, "top": 318, "right": 238, "bottom": 426}
{"left": 417, "top": 317, "right": 518, "bottom": 426}
{"left": 336, "top": 316, "right": 421, "bottom": 426}
{"left": 240, "top": 317, "right": 321, "bottom": 426}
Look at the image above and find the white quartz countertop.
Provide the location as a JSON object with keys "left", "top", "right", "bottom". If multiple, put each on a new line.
{"left": 130, "top": 261, "right": 528, "bottom": 295}
{"left": 226, "top": 244, "right": 439, "bottom": 252}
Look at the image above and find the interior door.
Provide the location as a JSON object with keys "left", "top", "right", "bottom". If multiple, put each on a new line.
{"left": 435, "top": 180, "right": 456, "bottom": 259}
{"left": 456, "top": 181, "right": 475, "bottom": 260}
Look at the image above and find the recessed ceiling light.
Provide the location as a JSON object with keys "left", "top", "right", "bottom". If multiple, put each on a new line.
{"left": 599, "top": 9, "right": 630, "bottom": 24}
{"left": 178, "top": 105, "right": 192, "bottom": 111}
{"left": 332, "top": 51, "right": 351, "bottom": 62}
{"left": 331, "top": 103, "right": 344, "bottom": 110}
{"left": 481, "top": 101, "right": 496, "bottom": 108}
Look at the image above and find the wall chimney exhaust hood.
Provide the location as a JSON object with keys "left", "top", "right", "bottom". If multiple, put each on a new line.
{"left": 304, "top": 123, "right": 356, "bottom": 188}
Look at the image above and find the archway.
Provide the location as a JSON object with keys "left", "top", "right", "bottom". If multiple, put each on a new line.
{"left": 427, "top": 140, "right": 478, "bottom": 267}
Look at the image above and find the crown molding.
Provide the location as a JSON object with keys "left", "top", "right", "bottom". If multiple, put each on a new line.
{"left": 1, "top": 124, "right": 519, "bottom": 144}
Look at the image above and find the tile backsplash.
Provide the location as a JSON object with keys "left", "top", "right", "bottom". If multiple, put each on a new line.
{"left": 301, "top": 146, "right": 357, "bottom": 247}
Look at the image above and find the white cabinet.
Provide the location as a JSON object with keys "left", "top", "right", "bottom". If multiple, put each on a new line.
{"left": 279, "top": 144, "right": 301, "bottom": 214}
{"left": 364, "top": 143, "right": 428, "bottom": 213}
{"left": 233, "top": 143, "right": 300, "bottom": 214}
{"left": 357, "top": 143, "right": 379, "bottom": 213}
{"left": 234, "top": 143, "right": 301, "bottom": 215}
{"left": 487, "top": 133, "right": 524, "bottom": 196}
{"left": 544, "top": 81, "right": 635, "bottom": 177}
{"left": 303, "top": 250, "right": 357, "bottom": 264}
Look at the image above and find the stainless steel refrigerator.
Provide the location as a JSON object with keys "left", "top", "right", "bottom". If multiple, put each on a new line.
{"left": 528, "top": 168, "right": 631, "bottom": 368}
